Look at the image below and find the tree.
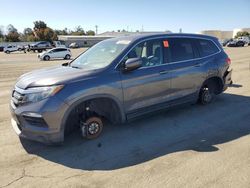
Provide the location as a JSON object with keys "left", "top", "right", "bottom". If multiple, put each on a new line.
{"left": 33, "top": 21, "right": 47, "bottom": 30}
{"left": 55, "top": 28, "right": 69, "bottom": 35}
{"left": 71, "top": 26, "right": 85, "bottom": 35}
{"left": 0, "top": 28, "right": 3, "bottom": 39}
{"left": 36, "top": 27, "right": 57, "bottom": 42}
{"left": 33, "top": 20, "right": 57, "bottom": 41}
{"left": 235, "top": 31, "right": 249, "bottom": 38}
{"left": 0, "top": 28, "right": 4, "bottom": 42}
{"left": 5, "top": 24, "right": 20, "bottom": 42}
{"left": 20, "top": 28, "right": 35, "bottom": 41}
{"left": 44, "top": 27, "right": 58, "bottom": 41}
{"left": 5, "top": 32, "right": 20, "bottom": 42}
{"left": 23, "top": 28, "right": 33, "bottom": 36}
{"left": 7, "top": 24, "right": 18, "bottom": 33}
{"left": 86, "top": 30, "right": 95, "bottom": 36}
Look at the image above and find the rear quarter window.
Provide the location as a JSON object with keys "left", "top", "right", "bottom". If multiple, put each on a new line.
{"left": 196, "top": 39, "right": 219, "bottom": 57}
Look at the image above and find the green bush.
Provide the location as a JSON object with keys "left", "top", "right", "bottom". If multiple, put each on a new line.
{"left": 235, "top": 31, "right": 249, "bottom": 38}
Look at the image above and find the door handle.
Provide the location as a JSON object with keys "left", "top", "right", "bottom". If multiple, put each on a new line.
{"left": 159, "top": 70, "right": 169, "bottom": 74}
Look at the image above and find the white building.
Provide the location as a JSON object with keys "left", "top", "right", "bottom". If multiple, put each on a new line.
{"left": 58, "top": 31, "right": 171, "bottom": 47}
{"left": 198, "top": 28, "right": 250, "bottom": 40}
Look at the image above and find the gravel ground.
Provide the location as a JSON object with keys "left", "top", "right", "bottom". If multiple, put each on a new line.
{"left": 0, "top": 47, "right": 249, "bottom": 188}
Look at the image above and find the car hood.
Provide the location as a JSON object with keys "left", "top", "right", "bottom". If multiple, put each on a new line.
{"left": 16, "top": 65, "right": 100, "bottom": 89}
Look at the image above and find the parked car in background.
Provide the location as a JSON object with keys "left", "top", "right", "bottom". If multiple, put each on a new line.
{"left": 28, "top": 41, "right": 66, "bottom": 52}
{"left": 221, "top": 38, "right": 233, "bottom": 47}
{"left": 237, "top": 36, "right": 250, "bottom": 45}
{"left": 4, "top": 45, "right": 19, "bottom": 54}
{"left": 10, "top": 33, "right": 232, "bottom": 144}
{"left": 69, "top": 42, "right": 79, "bottom": 48}
{"left": 3, "top": 45, "right": 26, "bottom": 54}
{"left": 38, "top": 47, "right": 71, "bottom": 61}
{"left": 0, "top": 46, "right": 4, "bottom": 52}
{"left": 227, "top": 40, "right": 245, "bottom": 47}
{"left": 53, "top": 41, "right": 66, "bottom": 48}
{"left": 28, "top": 41, "right": 52, "bottom": 52}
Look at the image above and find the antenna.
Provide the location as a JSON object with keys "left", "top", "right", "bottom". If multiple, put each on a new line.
{"left": 95, "top": 25, "right": 98, "bottom": 35}
{"left": 141, "top": 25, "right": 144, "bottom": 32}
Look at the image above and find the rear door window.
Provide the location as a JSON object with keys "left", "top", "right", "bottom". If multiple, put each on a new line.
{"left": 196, "top": 39, "right": 219, "bottom": 57}
{"left": 50, "top": 49, "right": 57, "bottom": 53}
{"left": 168, "top": 38, "right": 195, "bottom": 62}
{"left": 59, "top": 48, "right": 67, "bottom": 52}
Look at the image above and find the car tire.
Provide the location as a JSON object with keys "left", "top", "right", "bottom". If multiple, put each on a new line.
{"left": 199, "top": 84, "right": 215, "bottom": 105}
{"left": 65, "top": 54, "right": 71, "bottom": 60}
{"left": 81, "top": 117, "right": 103, "bottom": 140}
{"left": 6, "top": 50, "right": 10, "bottom": 54}
{"left": 43, "top": 55, "right": 50, "bottom": 61}
{"left": 38, "top": 49, "right": 43, "bottom": 53}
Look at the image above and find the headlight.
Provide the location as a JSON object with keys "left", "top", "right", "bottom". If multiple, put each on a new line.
{"left": 23, "top": 85, "right": 64, "bottom": 103}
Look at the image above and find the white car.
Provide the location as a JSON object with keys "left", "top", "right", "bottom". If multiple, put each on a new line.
{"left": 4, "top": 45, "right": 19, "bottom": 54}
{"left": 237, "top": 36, "right": 250, "bottom": 44}
{"left": 53, "top": 41, "right": 66, "bottom": 48}
{"left": 38, "top": 47, "right": 71, "bottom": 61}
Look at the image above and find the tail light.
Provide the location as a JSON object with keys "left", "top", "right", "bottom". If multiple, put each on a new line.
{"left": 226, "top": 57, "right": 231, "bottom": 65}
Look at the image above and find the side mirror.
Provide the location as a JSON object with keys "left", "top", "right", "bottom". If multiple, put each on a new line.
{"left": 124, "top": 58, "right": 142, "bottom": 72}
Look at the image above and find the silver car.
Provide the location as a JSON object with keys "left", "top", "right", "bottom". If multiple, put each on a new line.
{"left": 38, "top": 47, "right": 71, "bottom": 61}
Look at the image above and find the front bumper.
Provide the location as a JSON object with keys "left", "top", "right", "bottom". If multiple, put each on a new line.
{"left": 11, "top": 117, "right": 63, "bottom": 144}
{"left": 10, "top": 91, "right": 68, "bottom": 144}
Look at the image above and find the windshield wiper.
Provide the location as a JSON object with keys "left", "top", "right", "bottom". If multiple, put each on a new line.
{"left": 70, "top": 65, "right": 81, "bottom": 69}
{"left": 62, "top": 62, "right": 69, "bottom": 66}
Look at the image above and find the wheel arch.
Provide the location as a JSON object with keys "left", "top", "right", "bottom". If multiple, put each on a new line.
{"left": 61, "top": 94, "right": 126, "bottom": 135}
{"left": 200, "top": 76, "right": 224, "bottom": 95}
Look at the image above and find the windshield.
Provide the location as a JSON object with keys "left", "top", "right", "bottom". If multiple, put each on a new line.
{"left": 70, "top": 38, "right": 131, "bottom": 70}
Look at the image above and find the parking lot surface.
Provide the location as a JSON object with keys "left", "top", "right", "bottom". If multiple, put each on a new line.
{"left": 0, "top": 47, "right": 250, "bottom": 188}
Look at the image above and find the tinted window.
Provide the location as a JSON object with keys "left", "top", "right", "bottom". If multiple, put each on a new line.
{"left": 123, "top": 39, "right": 163, "bottom": 67}
{"left": 196, "top": 39, "right": 219, "bottom": 57}
{"left": 57, "top": 48, "right": 66, "bottom": 52}
{"left": 50, "top": 49, "right": 57, "bottom": 53}
{"left": 168, "top": 38, "right": 194, "bottom": 62}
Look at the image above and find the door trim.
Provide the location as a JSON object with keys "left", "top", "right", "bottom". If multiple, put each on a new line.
{"left": 126, "top": 92, "right": 198, "bottom": 120}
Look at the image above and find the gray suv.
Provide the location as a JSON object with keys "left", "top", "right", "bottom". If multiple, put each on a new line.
{"left": 10, "top": 33, "right": 232, "bottom": 144}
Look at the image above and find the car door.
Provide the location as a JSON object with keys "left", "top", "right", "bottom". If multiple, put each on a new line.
{"left": 40, "top": 42, "right": 46, "bottom": 47}
{"left": 13, "top": 46, "right": 18, "bottom": 51}
{"left": 49, "top": 49, "right": 58, "bottom": 58}
{"left": 7, "top": 46, "right": 12, "bottom": 51}
{"left": 120, "top": 39, "right": 172, "bottom": 118}
{"left": 57, "top": 48, "right": 66, "bottom": 58}
{"left": 165, "top": 37, "right": 205, "bottom": 101}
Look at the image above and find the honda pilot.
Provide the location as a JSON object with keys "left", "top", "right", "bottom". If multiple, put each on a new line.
{"left": 10, "top": 33, "right": 232, "bottom": 144}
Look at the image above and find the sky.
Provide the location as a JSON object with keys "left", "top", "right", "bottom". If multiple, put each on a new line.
{"left": 0, "top": 0, "right": 249, "bottom": 34}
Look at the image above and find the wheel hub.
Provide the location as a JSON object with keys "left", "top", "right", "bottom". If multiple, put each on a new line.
{"left": 88, "top": 122, "right": 100, "bottom": 135}
{"left": 204, "top": 91, "right": 212, "bottom": 102}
